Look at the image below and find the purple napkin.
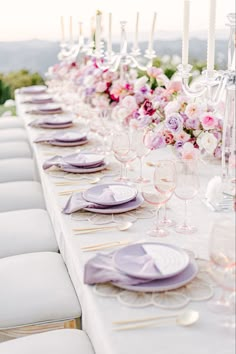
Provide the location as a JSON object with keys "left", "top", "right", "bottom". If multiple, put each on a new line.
{"left": 62, "top": 192, "right": 109, "bottom": 214}
{"left": 23, "top": 98, "right": 53, "bottom": 104}
{"left": 43, "top": 155, "right": 104, "bottom": 170}
{"left": 29, "top": 118, "right": 72, "bottom": 128}
{"left": 84, "top": 251, "right": 157, "bottom": 286}
{"left": 26, "top": 108, "right": 63, "bottom": 115}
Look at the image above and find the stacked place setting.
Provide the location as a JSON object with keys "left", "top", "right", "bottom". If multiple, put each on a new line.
{"left": 29, "top": 115, "right": 74, "bottom": 129}
{"left": 26, "top": 102, "right": 64, "bottom": 115}
{"left": 43, "top": 152, "right": 108, "bottom": 174}
{"left": 62, "top": 183, "right": 144, "bottom": 215}
{"left": 34, "top": 131, "right": 89, "bottom": 147}
{"left": 22, "top": 94, "right": 54, "bottom": 105}
{"left": 84, "top": 242, "right": 198, "bottom": 293}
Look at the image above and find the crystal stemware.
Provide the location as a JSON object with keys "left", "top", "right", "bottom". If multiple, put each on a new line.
{"left": 142, "top": 160, "right": 176, "bottom": 237}
{"left": 208, "top": 215, "right": 236, "bottom": 329}
{"left": 112, "top": 131, "right": 137, "bottom": 182}
{"left": 174, "top": 159, "right": 200, "bottom": 234}
{"left": 132, "top": 129, "right": 150, "bottom": 184}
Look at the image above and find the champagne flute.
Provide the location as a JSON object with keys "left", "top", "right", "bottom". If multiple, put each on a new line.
{"left": 112, "top": 131, "right": 137, "bottom": 182}
{"left": 142, "top": 160, "right": 176, "bottom": 237}
{"left": 174, "top": 160, "right": 200, "bottom": 234}
{"left": 208, "top": 216, "right": 236, "bottom": 329}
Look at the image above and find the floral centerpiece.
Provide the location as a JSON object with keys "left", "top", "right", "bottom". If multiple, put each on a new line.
{"left": 114, "top": 67, "right": 223, "bottom": 160}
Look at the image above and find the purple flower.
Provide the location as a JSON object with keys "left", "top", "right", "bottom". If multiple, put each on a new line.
{"left": 137, "top": 115, "right": 152, "bottom": 128}
{"left": 175, "top": 140, "right": 184, "bottom": 149}
{"left": 214, "top": 146, "right": 222, "bottom": 159}
{"left": 145, "top": 133, "right": 167, "bottom": 150}
{"left": 140, "top": 85, "right": 149, "bottom": 94}
{"left": 165, "top": 113, "right": 183, "bottom": 133}
{"left": 185, "top": 118, "right": 200, "bottom": 130}
{"left": 85, "top": 88, "right": 95, "bottom": 96}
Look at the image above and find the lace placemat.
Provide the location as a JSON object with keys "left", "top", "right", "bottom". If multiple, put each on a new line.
{"left": 93, "top": 259, "right": 215, "bottom": 309}
{"left": 71, "top": 204, "right": 154, "bottom": 225}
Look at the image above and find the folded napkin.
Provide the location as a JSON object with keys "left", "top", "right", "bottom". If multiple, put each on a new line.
{"left": 43, "top": 155, "right": 104, "bottom": 170}
{"left": 34, "top": 135, "right": 87, "bottom": 144}
{"left": 29, "top": 118, "right": 72, "bottom": 128}
{"left": 23, "top": 98, "right": 53, "bottom": 104}
{"left": 27, "top": 108, "right": 63, "bottom": 115}
{"left": 84, "top": 251, "right": 157, "bottom": 286}
{"left": 62, "top": 192, "right": 109, "bottom": 214}
{"left": 205, "top": 176, "right": 222, "bottom": 204}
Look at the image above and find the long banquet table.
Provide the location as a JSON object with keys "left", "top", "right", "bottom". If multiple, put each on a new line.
{"left": 16, "top": 96, "right": 235, "bottom": 354}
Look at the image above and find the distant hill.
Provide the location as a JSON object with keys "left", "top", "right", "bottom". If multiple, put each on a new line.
{"left": 0, "top": 38, "right": 228, "bottom": 76}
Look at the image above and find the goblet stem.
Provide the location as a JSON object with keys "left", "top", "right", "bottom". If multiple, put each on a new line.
{"left": 139, "top": 157, "right": 143, "bottom": 180}
{"left": 155, "top": 206, "right": 160, "bottom": 229}
{"left": 183, "top": 200, "right": 188, "bottom": 227}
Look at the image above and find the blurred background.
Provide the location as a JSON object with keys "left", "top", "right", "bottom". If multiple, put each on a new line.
{"left": 0, "top": 0, "right": 235, "bottom": 113}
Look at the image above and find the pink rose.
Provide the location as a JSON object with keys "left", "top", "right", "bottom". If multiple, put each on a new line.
{"left": 200, "top": 113, "right": 218, "bottom": 130}
{"left": 96, "top": 82, "right": 107, "bottom": 93}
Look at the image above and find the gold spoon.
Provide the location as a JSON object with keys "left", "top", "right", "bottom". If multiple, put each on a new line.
{"left": 73, "top": 221, "right": 133, "bottom": 234}
{"left": 113, "top": 310, "right": 199, "bottom": 331}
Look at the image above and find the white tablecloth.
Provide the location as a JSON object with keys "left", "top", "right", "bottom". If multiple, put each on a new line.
{"left": 16, "top": 96, "right": 235, "bottom": 354}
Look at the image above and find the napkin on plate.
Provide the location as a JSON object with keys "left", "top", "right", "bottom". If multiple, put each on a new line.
{"left": 84, "top": 250, "right": 156, "bottom": 286}
{"left": 62, "top": 192, "right": 109, "bottom": 214}
{"left": 205, "top": 176, "right": 223, "bottom": 204}
{"left": 43, "top": 155, "right": 104, "bottom": 170}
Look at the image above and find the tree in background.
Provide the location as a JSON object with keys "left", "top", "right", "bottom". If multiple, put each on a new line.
{"left": 0, "top": 70, "right": 44, "bottom": 103}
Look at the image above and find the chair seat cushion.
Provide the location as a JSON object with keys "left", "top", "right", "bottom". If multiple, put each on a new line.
{"left": 0, "top": 181, "right": 45, "bottom": 212}
{"left": 0, "top": 209, "right": 58, "bottom": 258}
{"left": 0, "top": 329, "right": 94, "bottom": 354}
{"left": 0, "top": 129, "right": 28, "bottom": 143}
{"left": 0, "top": 142, "right": 31, "bottom": 159}
{"left": 0, "top": 253, "right": 81, "bottom": 329}
{"left": 0, "top": 117, "right": 24, "bottom": 129}
{"left": 0, "top": 158, "right": 36, "bottom": 183}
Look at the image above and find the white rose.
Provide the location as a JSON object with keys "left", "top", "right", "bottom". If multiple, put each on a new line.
{"left": 116, "top": 107, "right": 130, "bottom": 121}
{"left": 164, "top": 101, "right": 181, "bottom": 116}
{"left": 83, "top": 76, "right": 94, "bottom": 87}
{"left": 197, "top": 132, "right": 217, "bottom": 154}
{"left": 134, "top": 76, "right": 148, "bottom": 92}
{"left": 121, "top": 96, "right": 138, "bottom": 112}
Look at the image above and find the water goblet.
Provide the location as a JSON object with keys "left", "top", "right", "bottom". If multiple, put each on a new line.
{"left": 174, "top": 159, "right": 200, "bottom": 234}
{"left": 142, "top": 160, "right": 176, "bottom": 237}
{"left": 208, "top": 215, "right": 236, "bottom": 330}
{"left": 132, "top": 129, "right": 150, "bottom": 183}
{"left": 112, "top": 131, "right": 137, "bottom": 182}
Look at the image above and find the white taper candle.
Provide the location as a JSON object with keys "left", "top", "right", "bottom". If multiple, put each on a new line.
{"left": 60, "top": 16, "right": 65, "bottom": 44}
{"left": 182, "top": 0, "right": 190, "bottom": 66}
{"left": 108, "top": 13, "right": 112, "bottom": 55}
{"left": 207, "top": 0, "right": 217, "bottom": 71}
{"left": 148, "top": 12, "right": 157, "bottom": 53}
{"left": 134, "top": 12, "right": 140, "bottom": 50}
{"left": 69, "top": 16, "right": 73, "bottom": 45}
{"left": 96, "top": 11, "right": 102, "bottom": 53}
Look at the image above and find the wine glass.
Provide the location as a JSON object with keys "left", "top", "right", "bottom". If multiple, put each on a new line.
{"left": 142, "top": 160, "right": 176, "bottom": 237}
{"left": 112, "top": 131, "right": 137, "bottom": 182}
{"left": 208, "top": 216, "right": 236, "bottom": 329}
{"left": 174, "top": 160, "right": 200, "bottom": 234}
{"left": 132, "top": 129, "right": 150, "bottom": 183}
{"left": 159, "top": 204, "right": 176, "bottom": 227}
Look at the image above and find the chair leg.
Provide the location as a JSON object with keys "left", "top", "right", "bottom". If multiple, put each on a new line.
{"left": 0, "top": 319, "right": 79, "bottom": 343}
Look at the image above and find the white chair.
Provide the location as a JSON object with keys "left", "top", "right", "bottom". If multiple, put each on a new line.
{"left": 0, "top": 329, "right": 95, "bottom": 354}
{"left": 0, "top": 129, "right": 28, "bottom": 143}
{"left": 0, "top": 181, "right": 45, "bottom": 212}
{"left": 0, "top": 141, "right": 31, "bottom": 159}
{"left": 0, "top": 158, "right": 36, "bottom": 183}
{"left": 0, "top": 117, "right": 24, "bottom": 129}
{"left": 0, "top": 209, "right": 58, "bottom": 258}
{"left": 0, "top": 253, "right": 81, "bottom": 330}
